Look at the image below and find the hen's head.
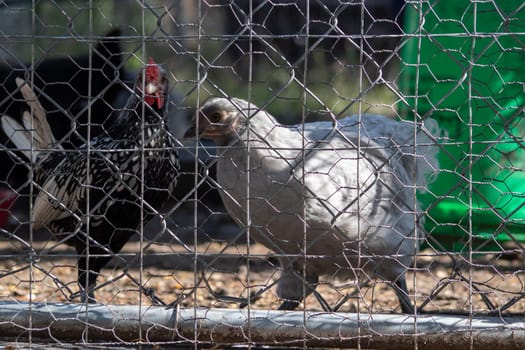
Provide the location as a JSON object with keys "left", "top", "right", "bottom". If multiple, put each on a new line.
{"left": 135, "top": 58, "right": 168, "bottom": 110}
{"left": 184, "top": 97, "right": 256, "bottom": 145}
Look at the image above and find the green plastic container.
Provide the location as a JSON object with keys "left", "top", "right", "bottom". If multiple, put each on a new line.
{"left": 399, "top": 1, "right": 525, "bottom": 251}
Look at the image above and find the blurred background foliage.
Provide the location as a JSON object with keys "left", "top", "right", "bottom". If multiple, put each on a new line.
{"left": 0, "top": 0, "right": 402, "bottom": 123}
{"left": 2, "top": 0, "right": 524, "bottom": 251}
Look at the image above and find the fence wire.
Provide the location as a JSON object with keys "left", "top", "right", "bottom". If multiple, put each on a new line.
{"left": 0, "top": 0, "right": 524, "bottom": 348}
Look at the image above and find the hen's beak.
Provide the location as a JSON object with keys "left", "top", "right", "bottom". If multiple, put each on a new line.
{"left": 184, "top": 110, "right": 209, "bottom": 139}
{"left": 183, "top": 123, "right": 202, "bottom": 139}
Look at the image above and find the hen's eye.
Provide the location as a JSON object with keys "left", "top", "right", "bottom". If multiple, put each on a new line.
{"left": 209, "top": 112, "right": 221, "bottom": 123}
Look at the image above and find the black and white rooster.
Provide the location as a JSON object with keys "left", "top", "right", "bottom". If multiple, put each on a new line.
{"left": 185, "top": 97, "right": 440, "bottom": 313}
{"left": 1, "top": 58, "right": 179, "bottom": 302}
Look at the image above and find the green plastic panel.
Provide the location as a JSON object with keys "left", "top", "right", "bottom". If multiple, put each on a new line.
{"left": 399, "top": 1, "right": 525, "bottom": 250}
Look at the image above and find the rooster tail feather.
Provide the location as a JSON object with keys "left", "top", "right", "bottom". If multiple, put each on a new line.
{"left": 1, "top": 78, "right": 60, "bottom": 163}
{"left": 15, "top": 77, "right": 57, "bottom": 149}
{"left": 1, "top": 114, "right": 36, "bottom": 162}
{"left": 21, "top": 111, "right": 50, "bottom": 154}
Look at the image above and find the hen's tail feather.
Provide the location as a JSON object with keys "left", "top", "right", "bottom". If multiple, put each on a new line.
{"left": 418, "top": 118, "right": 441, "bottom": 185}
{"left": 398, "top": 118, "right": 441, "bottom": 190}
{"left": 1, "top": 78, "right": 59, "bottom": 163}
{"left": 340, "top": 115, "right": 441, "bottom": 189}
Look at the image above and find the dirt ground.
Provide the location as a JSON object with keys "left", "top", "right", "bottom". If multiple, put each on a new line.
{"left": 1, "top": 237, "right": 524, "bottom": 315}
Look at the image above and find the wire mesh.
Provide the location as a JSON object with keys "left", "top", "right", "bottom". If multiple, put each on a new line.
{"left": 0, "top": 0, "right": 523, "bottom": 348}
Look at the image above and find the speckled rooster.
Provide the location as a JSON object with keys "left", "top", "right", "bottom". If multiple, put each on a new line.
{"left": 1, "top": 58, "right": 179, "bottom": 302}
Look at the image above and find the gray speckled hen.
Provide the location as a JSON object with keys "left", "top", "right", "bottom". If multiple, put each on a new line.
{"left": 185, "top": 97, "right": 439, "bottom": 313}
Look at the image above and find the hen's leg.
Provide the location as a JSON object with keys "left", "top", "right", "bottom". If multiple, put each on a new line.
{"left": 278, "top": 300, "right": 301, "bottom": 310}
{"left": 276, "top": 268, "right": 318, "bottom": 310}
{"left": 392, "top": 277, "right": 415, "bottom": 314}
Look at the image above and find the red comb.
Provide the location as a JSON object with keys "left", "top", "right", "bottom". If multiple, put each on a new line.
{"left": 145, "top": 57, "right": 159, "bottom": 82}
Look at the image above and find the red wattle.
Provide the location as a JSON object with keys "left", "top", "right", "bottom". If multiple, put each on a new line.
{"left": 144, "top": 95, "right": 155, "bottom": 107}
{"left": 156, "top": 93, "right": 164, "bottom": 109}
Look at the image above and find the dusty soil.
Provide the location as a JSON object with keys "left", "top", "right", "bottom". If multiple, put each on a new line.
{"left": 1, "top": 237, "right": 524, "bottom": 315}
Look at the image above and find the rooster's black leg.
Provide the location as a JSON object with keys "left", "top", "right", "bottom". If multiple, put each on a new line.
{"left": 77, "top": 232, "right": 132, "bottom": 303}
{"left": 77, "top": 251, "right": 99, "bottom": 303}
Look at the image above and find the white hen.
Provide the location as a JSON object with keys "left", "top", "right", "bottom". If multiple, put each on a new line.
{"left": 184, "top": 97, "right": 440, "bottom": 313}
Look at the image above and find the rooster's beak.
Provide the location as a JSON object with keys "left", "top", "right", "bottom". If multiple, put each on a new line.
{"left": 146, "top": 83, "right": 157, "bottom": 95}
{"left": 146, "top": 83, "right": 165, "bottom": 109}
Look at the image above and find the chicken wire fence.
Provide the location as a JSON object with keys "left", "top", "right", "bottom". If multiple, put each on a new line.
{"left": 0, "top": 0, "right": 524, "bottom": 348}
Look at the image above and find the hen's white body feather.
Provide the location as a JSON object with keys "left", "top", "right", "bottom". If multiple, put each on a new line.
{"left": 190, "top": 98, "right": 440, "bottom": 311}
